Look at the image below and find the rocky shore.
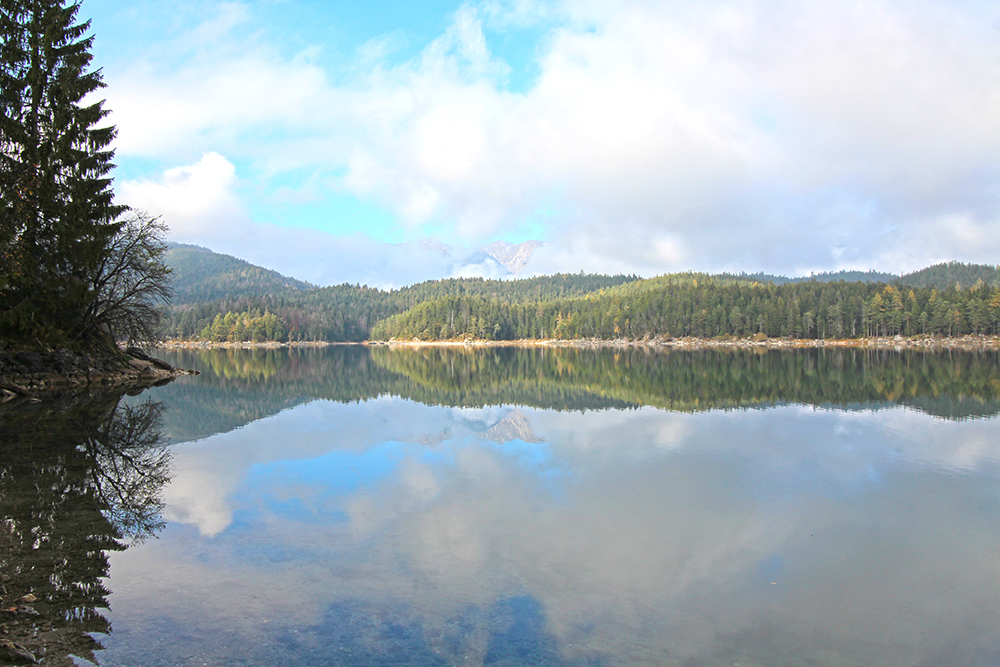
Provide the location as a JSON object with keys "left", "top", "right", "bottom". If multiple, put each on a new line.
{"left": 153, "top": 334, "right": 1000, "bottom": 351}
{"left": 156, "top": 340, "right": 336, "bottom": 350}
{"left": 374, "top": 333, "right": 1000, "bottom": 351}
{"left": 0, "top": 346, "right": 197, "bottom": 402}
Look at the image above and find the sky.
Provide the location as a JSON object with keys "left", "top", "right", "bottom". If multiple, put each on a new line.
{"left": 81, "top": 0, "right": 1000, "bottom": 287}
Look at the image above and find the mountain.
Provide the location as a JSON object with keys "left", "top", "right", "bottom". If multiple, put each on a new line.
{"left": 450, "top": 250, "right": 512, "bottom": 278}
{"left": 794, "top": 269, "right": 900, "bottom": 284}
{"left": 775, "top": 264, "right": 1000, "bottom": 289}
{"left": 166, "top": 241, "right": 1000, "bottom": 299}
{"left": 483, "top": 241, "right": 544, "bottom": 274}
{"left": 720, "top": 265, "right": 1000, "bottom": 290}
{"left": 899, "top": 262, "right": 1000, "bottom": 289}
{"left": 413, "top": 239, "right": 543, "bottom": 276}
{"left": 165, "top": 243, "right": 314, "bottom": 305}
{"left": 720, "top": 269, "right": 899, "bottom": 285}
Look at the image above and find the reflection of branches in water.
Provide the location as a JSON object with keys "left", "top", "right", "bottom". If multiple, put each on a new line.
{"left": 0, "top": 392, "right": 172, "bottom": 665}
{"left": 88, "top": 400, "right": 171, "bottom": 544}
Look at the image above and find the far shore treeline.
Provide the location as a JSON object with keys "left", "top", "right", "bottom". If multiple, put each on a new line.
{"left": 163, "top": 258, "right": 1000, "bottom": 344}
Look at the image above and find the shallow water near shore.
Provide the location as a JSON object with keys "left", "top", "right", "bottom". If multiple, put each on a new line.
{"left": 3, "top": 346, "right": 1000, "bottom": 666}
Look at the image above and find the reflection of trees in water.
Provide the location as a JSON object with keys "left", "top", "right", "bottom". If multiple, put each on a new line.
{"left": 90, "top": 401, "right": 170, "bottom": 543}
{"left": 369, "top": 346, "right": 1000, "bottom": 419}
{"left": 0, "top": 392, "right": 170, "bottom": 665}
{"left": 152, "top": 347, "right": 1000, "bottom": 448}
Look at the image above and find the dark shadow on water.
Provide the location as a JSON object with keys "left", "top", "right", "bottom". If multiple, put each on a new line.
{"left": 0, "top": 391, "right": 171, "bottom": 666}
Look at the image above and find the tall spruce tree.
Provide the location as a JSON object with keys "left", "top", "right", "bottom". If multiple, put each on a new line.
{"left": 0, "top": 0, "right": 125, "bottom": 348}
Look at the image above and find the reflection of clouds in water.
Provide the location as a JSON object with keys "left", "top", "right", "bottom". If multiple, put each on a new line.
{"left": 164, "top": 398, "right": 465, "bottom": 535}
{"left": 136, "top": 401, "right": 1000, "bottom": 664}
{"left": 162, "top": 454, "right": 239, "bottom": 536}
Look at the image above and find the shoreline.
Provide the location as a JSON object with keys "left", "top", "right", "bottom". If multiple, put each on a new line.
{"left": 0, "top": 348, "right": 196, "bottom": 402}
{"left": 10, "top": 334, "right": 993, "bottom": 402}
{"left": 155, "top": 334, "right": 1000, "bottom": 352}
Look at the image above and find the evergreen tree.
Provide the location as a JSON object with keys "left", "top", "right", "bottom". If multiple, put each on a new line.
{"left": 0, "top": 0, "right": 125, "bottom": 347}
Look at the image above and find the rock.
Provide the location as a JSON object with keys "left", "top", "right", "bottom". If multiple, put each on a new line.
{"left": 50, "top": 349, "right": 79, "bottom": 373}
{"left": 0, "top": 381, "right": 30, "bottom": 397}
{"left": 125, "top": 346, "right": 151, "bottom": 361}
{"left": 0, "top": 640, "right": 38, "bottom": 664}
{"left": 12, "top": 352, "right": 44, "bottom": 374}
{"left": 148, "top": 356, "right": 173, "bottom": 370}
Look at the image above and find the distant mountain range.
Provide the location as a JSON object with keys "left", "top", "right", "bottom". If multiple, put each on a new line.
{"left": 161, "top": 245, "right": 1000, "bottom": 344}
{"left": 483, "top": 241, "right": 544, "bottom": 274}
{"left": 165, "top": 239, "right": 546, "bottom": 303}
{"left": 165, "top": 242, "right": 1000, "bottom": 305}
{"left": 726, "top": 263, "right": 1000, "bottom": 288}
{"left": 414, "top": 239, "right": 543, "bottom": 276}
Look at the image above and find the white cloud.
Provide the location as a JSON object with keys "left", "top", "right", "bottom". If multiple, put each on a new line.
{"left": 103, "top": 0, "right": 1000, "bottom": 277}
{"left": 117, "top": 152, "right": 245, "bottom": 239}
{"left": 118, "top": 152, "right": 517, "bottom": 286}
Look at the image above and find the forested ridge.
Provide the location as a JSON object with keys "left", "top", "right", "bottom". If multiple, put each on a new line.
{"left": 165, "top": 273, "right": 640, "bottom": 342}
{"left": 371, "top": 274, "right": 1000, "bottom": 341}
{"left": 164, "top": 243, "right": 314, "bottom": 304}
{"left": 162, "top": 249, "right": 1000, "bottom": 344}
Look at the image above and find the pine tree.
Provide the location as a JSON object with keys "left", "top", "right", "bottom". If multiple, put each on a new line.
{"left": 0, "top": 0, "right": 125, "bottom": 346}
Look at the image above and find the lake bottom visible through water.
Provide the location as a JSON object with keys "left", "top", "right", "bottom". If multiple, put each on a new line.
{"left": 2, "top": 346, "right": 1000, "bottom": 666}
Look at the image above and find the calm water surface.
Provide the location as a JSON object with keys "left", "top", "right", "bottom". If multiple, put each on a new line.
{"left": 3, "top": 346, "right": 1000, "bottom": 666}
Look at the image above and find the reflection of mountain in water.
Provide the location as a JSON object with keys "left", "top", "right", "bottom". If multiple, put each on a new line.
{"left": 0, "top": 392, "right": 170, "bottom": 665}
{"left": 482, "top": 410, "right": 543, "bottom": 444}
{"left": 153, "top": 347, "right": 634, "bottom": 444}
{"left": 152, "top": 346, "right": 1000, "bottom": 444}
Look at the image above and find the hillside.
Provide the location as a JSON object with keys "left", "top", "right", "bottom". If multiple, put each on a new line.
{"left": 158, "top": 245, "right": 1000, "bottom": 343}
{"left": 718, "top": 264, "right": 999, "bottom": 289}
{"left": 164, "top": 273, "right": 641, "bottom": 342}
{"left": 165, "top": 243, "right": 314, "bottom": 304}
{"left": 900, "top": 262, "right": 1000, "bottom": 289}
{"left": 721, "top": 269, "right": 899, "bottom": 285}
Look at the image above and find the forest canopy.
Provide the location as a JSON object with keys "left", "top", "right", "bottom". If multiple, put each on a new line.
{"left": 161, "top": 261, "right": 1000, "bottom": 344}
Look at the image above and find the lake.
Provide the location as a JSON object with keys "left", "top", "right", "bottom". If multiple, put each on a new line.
{"left": 2, "top": 345, "right": 1000, "bottom": 666}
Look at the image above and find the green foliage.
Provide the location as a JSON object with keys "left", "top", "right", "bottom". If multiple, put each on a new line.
{"left": 198, "top": 308, "right": 286, "bottom": 343}
{"left": 373, "top": 274, "right": 1000, "bottom": 341}
{"left": 720, "top": 269, "right": 899, "bottom": 285}
{"left": 899, "top": 261, "right": 1000, "bottom": 290}
{"left": 160, "top": 243, "right": 1000, "bottom": 344}
{"left": 165, "top": 273, "right": 640, "bottom": 342}
{"left": 164, "top": 243, "right": 314, "bottom": 304}
{"left": 0, "top": 0, "right": 126, "bottom": 348}
{"left": 799, "top": 269, "right": 900, "bottom": 284}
